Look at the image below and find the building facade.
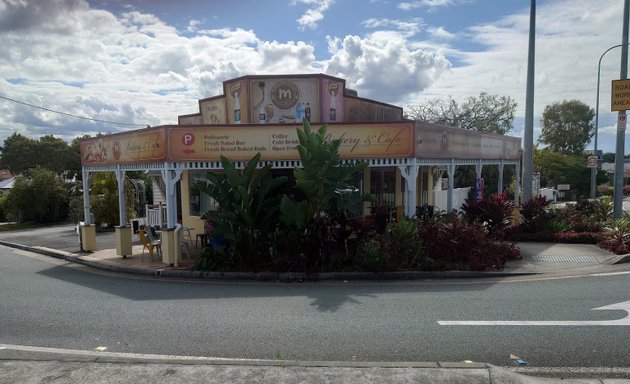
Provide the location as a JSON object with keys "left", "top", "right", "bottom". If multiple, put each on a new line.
{"left": 79, "top": 73, "right": 521, "bottom": 265}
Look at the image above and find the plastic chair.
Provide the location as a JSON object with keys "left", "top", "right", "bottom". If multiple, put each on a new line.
{"left": 138, "top": 228, "right": 161, "bottom": 262}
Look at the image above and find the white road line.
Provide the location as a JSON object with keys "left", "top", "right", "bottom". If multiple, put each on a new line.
{"left": 438, "top": 300, "right": 630, "bottom": 326}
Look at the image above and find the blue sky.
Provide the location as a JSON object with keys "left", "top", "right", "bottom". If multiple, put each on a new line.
{"left": 0, "top": 0, "right": 628, "bottom": 154}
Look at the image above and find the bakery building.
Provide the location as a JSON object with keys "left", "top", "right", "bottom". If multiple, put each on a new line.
{"left": 79, "top": 74, "right": 521, "bottom": 265}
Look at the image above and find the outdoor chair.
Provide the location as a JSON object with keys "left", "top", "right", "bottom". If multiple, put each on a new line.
{"left": 176, "top": 224, "right": 191, "bottom": 259}
{"left": 138, "top": 228, "right": 161, "bottom": 263}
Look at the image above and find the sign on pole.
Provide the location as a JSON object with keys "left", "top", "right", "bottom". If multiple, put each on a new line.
{"left": 612, "top": 79, "right": 630, "bottom": 111}
{"left": 587, "top": 155, "right": 598, "bottom": 168}
{"left": 618, "top": 113, "right": 627, "bottom": 131}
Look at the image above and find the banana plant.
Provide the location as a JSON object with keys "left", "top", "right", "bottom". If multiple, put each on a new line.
{"left": 280, "top": 121, "right": 368, "bottom": 231}
{"left": 193, "top": 153, "right": 287, "bottom": 269}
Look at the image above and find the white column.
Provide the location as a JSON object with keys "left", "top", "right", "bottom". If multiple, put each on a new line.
{"left": 447, "top": 160, "right": 455, "bottom": 212}
{"left": 498, "top": 161, "right": 505, "bottom": 195}
{"left": 398, "top": 162, "right": 419, "bottom": 218}
{"left": 82, "top": 169, "right": 92, "bottom": 225}
{"left": 515, "top": 162, "right": 521, "bottom": 207}
{"left": 476, "top": 161, "right": 483, "bottom": 199}
{"left": 115, "top": 165, "right": 126, "bottom": 226}
{"left": 161, "top": 165, "right": 183, "bottom": 229}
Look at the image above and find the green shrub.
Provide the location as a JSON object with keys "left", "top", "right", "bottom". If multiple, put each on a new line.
{"left": 383, "top": 218, "right": 424, "bottom": 269}
{"left": 194, "top": 245, "right": 234, "bottom": 271}
{"left": 597, "top": 185, "right": 613, "bottom": 196}
{"left": 5, "top": 167, "right": 69, "bottom": 223}
{"left": 601, "top": 217, "right": 630, "bottom": 254}
{"left": 356, "top": 239, "right": 389, "bottom": 272}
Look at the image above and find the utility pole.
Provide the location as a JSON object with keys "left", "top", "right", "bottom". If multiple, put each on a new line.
{"left": 614, "top": 0, "right": 630, "bottom": 218}
{"left": 523, "top": 0, "right": 536, "bottom": 203}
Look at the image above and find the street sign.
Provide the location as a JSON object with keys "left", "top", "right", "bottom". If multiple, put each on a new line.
{"left": 612, "top": 79, "right": 630, "bottom": 111}
{"left": 618, "top": 113, "right": 627, "bottom": 131}
{"left": 587, "top": 155, "right": 598, "bottom": 168}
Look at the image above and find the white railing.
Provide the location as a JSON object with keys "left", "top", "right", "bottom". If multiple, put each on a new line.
{"left": 146, "top": 202, "right": 167, "bottom": 228}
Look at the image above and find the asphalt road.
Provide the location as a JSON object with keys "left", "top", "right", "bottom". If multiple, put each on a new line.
{"left": 1, "top": 245, "right": 629, "bottom": 368}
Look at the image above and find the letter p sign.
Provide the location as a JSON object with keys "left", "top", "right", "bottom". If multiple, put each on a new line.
{"left": 182, "top": 133, "right": 195, "bottom": 146}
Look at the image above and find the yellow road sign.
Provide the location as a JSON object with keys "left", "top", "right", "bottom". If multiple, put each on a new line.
{"left": 611, "top": 79, "right": 630, "bottom": 111}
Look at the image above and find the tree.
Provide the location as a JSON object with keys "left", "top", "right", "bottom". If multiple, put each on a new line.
{"left": 0, "top": 133, "right": 38, "bottom": 174}
{"left": 603, "top": 152, "right": 615, "bottom": 163}
{"left": 539, "top": 100, "right": 595, "bottom": 155}
{"left": 533, "top": 148, "right": 606, "bottom": 197}
{"left": 90, "top": 172, "right": 135, "bottom": 227}
{"left": 4, "top": 166, "right": 69, "bottom": 223}
{"left": 408, "top": 92, "right": 517, "bottom": 134}
{"left": 0, "top": 133, "right": 80, "bottom": 178}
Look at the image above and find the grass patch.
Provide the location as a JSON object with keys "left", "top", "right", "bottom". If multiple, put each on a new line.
{"left": 0, "top": 222, "right": 50, "bottom": 231}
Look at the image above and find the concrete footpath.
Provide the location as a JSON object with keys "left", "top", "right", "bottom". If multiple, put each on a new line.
{"left": 2, "top": 345, "right": 630, "bottom": 384}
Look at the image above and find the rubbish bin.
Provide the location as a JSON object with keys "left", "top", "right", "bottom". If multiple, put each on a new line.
{"left": 132, "top": 219, "right": 140, "bottom": 234}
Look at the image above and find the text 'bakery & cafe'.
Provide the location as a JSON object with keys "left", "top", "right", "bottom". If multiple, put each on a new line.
{"left": 79, "top": 74, "right": 521, "bottom": 265}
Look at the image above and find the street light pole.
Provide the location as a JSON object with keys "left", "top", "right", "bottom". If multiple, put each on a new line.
{"left": 591, "top": 43, "right": 627, "bottom": 198}
{"left": 523, "top": 0, "right": 536, "bottom": 203}
{"left": 614, "top": 0, "right": 630, "bottom": 218}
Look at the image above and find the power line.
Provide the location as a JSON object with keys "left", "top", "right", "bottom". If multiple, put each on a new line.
{"left": 0, "top": 94, "right": 148, "bottom": 127}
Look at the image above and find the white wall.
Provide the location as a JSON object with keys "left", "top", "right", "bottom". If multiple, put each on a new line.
{"left": 433, "top": 187, "right": 471, "bottom": 213}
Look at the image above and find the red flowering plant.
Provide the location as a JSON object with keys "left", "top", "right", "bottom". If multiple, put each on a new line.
{"left": 461, "top": 192, "right": 515, "bottom": 240}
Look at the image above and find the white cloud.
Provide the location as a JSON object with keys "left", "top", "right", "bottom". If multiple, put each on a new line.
{"left": 407, "top": 0, "right": 628, "bottom": 151}
{"left": 398, "top": 0, "right": 454, "bottom": 11}
{"left": 291, "top": 0, "right": 335, "bottom": 30}
{"left": 427, "top": 26, "right": 456, "bottom": 41}
{"left": 324, "top": 32, "right": 451, "bottom": 103}
{"left": 0, "top": 0, "right": 451, "bottom": 146}
{"left": 362, "top": 17, "right": 423, "bottom": 37}
{"left": 187, "top": 19, "right": 201, "bottom": 33}
{"left": 4, "top": 0, "right": 624, "bottom": 154}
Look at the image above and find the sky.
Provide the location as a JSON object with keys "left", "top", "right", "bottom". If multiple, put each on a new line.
{"left": 0, "top": 0, "right": 628, "bottom": 154}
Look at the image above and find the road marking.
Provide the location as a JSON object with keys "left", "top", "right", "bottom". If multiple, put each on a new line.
{"left": 531, "top": 255, "right": 600, "bottom": 263}
{"left": 438, "top": 300, "right": 630, "bottom": 326}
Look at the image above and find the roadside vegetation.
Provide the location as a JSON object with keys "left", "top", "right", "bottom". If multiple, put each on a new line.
{"left": 0, "top": 133, "right": 150, "bottom": 228}
{"left": 194, "top": 121, "right": 522, "bottom": 274}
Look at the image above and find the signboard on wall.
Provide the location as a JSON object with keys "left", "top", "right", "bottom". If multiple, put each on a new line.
{"left": 415, "top": 122, "right": 521, "bottom": 160}
{"left": 200, "top": 97, "right": 226, "bottom": 124}
{"left": 178, "top": 114, "right": 203, "bottom": 125}
{"left": 224, "top": 79, "right": 249, "bottom": 124}
{"left": 168, "top": 123, "right": 414, "bottom": 161}
{"left": 322, "top": 78, "right": 344, "bottom": 123}
{"left": 344, "top": 98, "right": 402, "bottom": 122}
{"left": 80, "top": 128, "right": 167, "bottom": 165}
{"left": 248, "top": 78, "right": 320, "bottom": 124}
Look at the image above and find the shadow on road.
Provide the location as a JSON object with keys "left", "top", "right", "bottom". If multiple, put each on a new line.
{"left": 36, "top": 264, "right": 492, "bottom": 312}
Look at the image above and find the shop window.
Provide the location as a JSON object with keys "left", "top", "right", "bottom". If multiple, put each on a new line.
{"left": 371, "top": 169, "right": 395, "bottom": 207}
{"left": 189, "top": 172, "right": 218, "bottom": 217}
